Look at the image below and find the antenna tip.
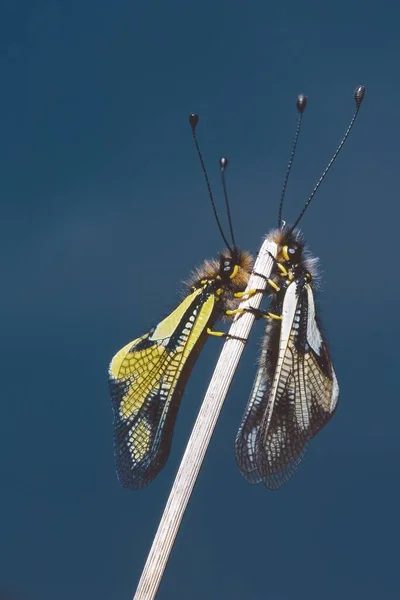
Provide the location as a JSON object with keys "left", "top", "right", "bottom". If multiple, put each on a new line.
{"left": 189, "top": 113, "right": 199, "bottom": 130}
{"left": 296, "top": 94, "right": 307, "bottom": 113}
{"left": 219, "top": 157, "right": 228, "bottom": 171}
{"left": 353, "top": 85, "right": 365, "bottom": 108}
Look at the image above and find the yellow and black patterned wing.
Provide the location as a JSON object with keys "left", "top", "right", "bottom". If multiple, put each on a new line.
{"left": 109, "top": 287, "right": 216, "bottom": 489}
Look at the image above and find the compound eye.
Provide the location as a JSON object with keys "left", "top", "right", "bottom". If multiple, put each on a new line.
{"left": 219, "top": 256, "right": 234, "bottom": 279}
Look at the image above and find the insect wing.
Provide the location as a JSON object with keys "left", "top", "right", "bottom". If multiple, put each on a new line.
{"left": 234, "top": 349, "right": 267, "bottom": 484}
{"left": 109, "top": 287, "right": 216, "bottom": 489}
{"left": 256, "top": 281, "right": 339, "bottom": 489}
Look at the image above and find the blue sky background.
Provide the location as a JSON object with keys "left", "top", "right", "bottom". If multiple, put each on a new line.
{"left": 1, "top": 1, "right": 399, "bottom": 599}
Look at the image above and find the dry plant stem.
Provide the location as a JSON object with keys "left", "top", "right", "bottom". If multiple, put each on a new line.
{"left": 133, "top": 236, "right": 277, "bottom": 600}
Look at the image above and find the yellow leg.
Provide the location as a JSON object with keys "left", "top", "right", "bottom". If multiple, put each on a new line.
{"left": 234, "top": 287, "right": 268, "bottom": 299}
{"left": 207, "top": 328, "right": 226, "bottom": 337}
{"left": 226, "top": 307, "right": 265, "bottom": 320}
{"left": 267, "top": 312, "right": 282, "bottom": 320}
{"left": 207, "top": 327, "right": 246, "bottom": 343}
{"left": 277, "top": 263, "right": 288, "bottom": 276}
{"left": 225, "top": 308, "right": 243, "bottom": 316}
{"left": 234, "top": 288, "right": 258, "bottom": 299}
{"left": 255, "top": 311, "right": 282, "bottom": 321}
{"left": 251, "top": 270, "right": 282, "bottom": 292}
{"left": 226, "top": 307, "right": 281, "bottom": 321}
{"left": 267, "top": 279, "right": 280, "bottom": 292}
{"left": 234, "top": 279, "right": 280, "bottom": 298}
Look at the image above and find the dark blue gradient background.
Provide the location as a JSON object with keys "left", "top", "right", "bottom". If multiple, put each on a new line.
{"left": 1, "top": 1, "right": 398, "bottom": 599}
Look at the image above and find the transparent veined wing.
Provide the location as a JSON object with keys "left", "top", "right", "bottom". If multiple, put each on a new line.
{"left": 234, "top": 341, "right": 268, "bottom": 484}
{"left": 254, "top": 280, "right": 339, "bottom": 490}
{"left": 109, "top": 287, "right": 216, "bottom": 489}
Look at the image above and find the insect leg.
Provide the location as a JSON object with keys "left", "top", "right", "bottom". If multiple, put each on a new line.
{"left": 234, "top": 284, "right": 278, "bottom": 299}
{"left": 206, "top": 328, "right": 247, "bottom": 342}
{"left": 235, "top": 277, "right": 280, "bottom": 296}
{"left": 226, "top": 307, "right": 282, "bottom": 321}
{"left": 252, "top": 272, "right": 282, "bottom": 291}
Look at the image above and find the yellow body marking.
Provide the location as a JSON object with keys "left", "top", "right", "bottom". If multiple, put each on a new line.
{"left": 282, "top": 245, "right": 290, "bottom": 261}
{"left": 229, "top": 265, "right": 239, "bottom": 279}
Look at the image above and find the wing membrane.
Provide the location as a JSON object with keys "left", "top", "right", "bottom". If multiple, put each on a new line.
{"left": 257, "top": 282, "right": 338, "bottom": 489}
{"left": 234, "top": 341, "right": 268, "bottom": 484}
{"left": 109, "top": 288, "right": 215, "bottom": 488}
{"left": 237, "top": 281, "right": 339, "bottom": 490}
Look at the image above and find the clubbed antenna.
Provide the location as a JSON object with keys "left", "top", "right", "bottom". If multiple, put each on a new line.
{"left": 189, "top": 114, "right": 233, "bottom": 253}
{"left": 291, "top": 85, "right": 366, "bottom": 232}
{"left": 278, "top": 94, "right": 308, "bottom": 228}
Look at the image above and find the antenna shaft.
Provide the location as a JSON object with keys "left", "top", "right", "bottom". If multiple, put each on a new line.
{"left": 278, "top": 94, "right": 307, "bottom": 228}
{"left": 189, "top": 115, "right": 233, "bottom": 251}
{"left": 219, "top": 157, "right": 237, "bottom": 250}
{"left": 291, "top": 85, "right": 365, "bottom": 231}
